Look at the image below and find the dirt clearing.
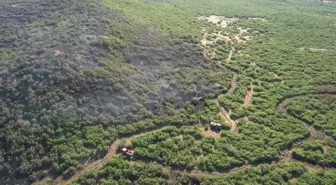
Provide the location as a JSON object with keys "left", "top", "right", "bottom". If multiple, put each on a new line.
{"left": 36, "top": 130, "right": 160, "bottom": 185}
{"left": 198, "top": 15, "right": 239, "bottom": 28}
{"left": 220, "top": 107, "right": 238, "bottom": 133}
{"left": 200, "top": 127, "right": 221, "bottom": 140}
{"left": 243, "top": 82, "right": 254, "bottom": 107}
{"left": 248, "top": 17, "right": 267, "bottom": 22}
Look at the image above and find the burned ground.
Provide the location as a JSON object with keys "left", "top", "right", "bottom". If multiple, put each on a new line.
{"left": 0, "top": 0, "right": 231, "bottom": 184}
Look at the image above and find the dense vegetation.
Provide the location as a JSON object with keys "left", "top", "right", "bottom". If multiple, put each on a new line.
{"left": 0, "top": 0, "right": 231, "bottom": 183}
{"left": 74, "top": 157, "right": 171, "bottom": 185}
{"left": 287, "top": 95, "right": 336, "bottom": 138}
{"left": 73, "top": 157, "right": 336, "bottom": 185}
{"left": 0, "top": 0, "right": 335, "bottom": 184}
{"left": 130, "top": 125, "right": 298, "bottom": 172}
{"left": 292, "top": 139, "right": 336, "bottom": 167}
{"left": 194, "top": 163, "right": 336, "bottom": 185}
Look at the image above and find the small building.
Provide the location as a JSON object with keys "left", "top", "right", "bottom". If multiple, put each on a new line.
{"left": 210, "top": 122, "right": 221, "bottom": 131}
{"left": 121, "top": 148, "right": 135, "bottom": 158}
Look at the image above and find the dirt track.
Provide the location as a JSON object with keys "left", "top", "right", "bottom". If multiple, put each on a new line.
{"left": 277, "top": 95, "right": 336, "bottom": 145}
{"left": 243, "top": 81, "right": 254, "bottom": 106}
{"left": 42, "top": 69, "right": 335, "bottom": 185}
{"left": 227, "top": 73, "right": 237, "bottom": 94}
{"left": 34, "top": 131, "right": 158, "bottom": 185}
{"left": 184, "top": 93, "right": 336, "bottom": 176}
{"left": 35, "top": 27, "right": 336, "bottom": 185}
{"left": 48, "top": 138, "right": 122, "bottom": 185}
{"left": 220, "top": 107, "right": 238, "bottom": 133}
{"left": 217, "top": 47, "right": 238, "bottom": 132}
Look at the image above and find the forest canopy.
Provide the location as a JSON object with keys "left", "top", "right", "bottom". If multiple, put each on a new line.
{"left": 0, "top": 0, "right": 335, "bottom": 184}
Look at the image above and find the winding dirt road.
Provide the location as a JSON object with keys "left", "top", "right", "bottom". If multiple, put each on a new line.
{"left": 277, "top": 94, "right": 336, "bottom": 145}
{"left": 227, "top": 73, "right": 237, "bottom": 94}
{"left": 181, "top": 93, "right": 336, "bottom": 177}
{"left": 34, "top": 28, "right": 239, "bottom": 185}
{"left": 45, "top": 138, "right": 121, "bottom": 185}
{"left": 34, "top": 131, "right": 159, "bottom": 185}
{"left": 216, "top": 47, "right": 239, "bottom": 132}
{"left": 220, "top": 107, "right": 238, "bottom": 133}
{"left": 46, "top": 71, "right": 334, "bottom": 185}
{"left": 36, "top": 29, "right": 336, "bottom": 185}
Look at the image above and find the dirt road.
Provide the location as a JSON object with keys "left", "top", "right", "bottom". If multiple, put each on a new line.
{"left": 33, "top": 130, "right": 159, "bottom": 185}
{"left": 243, "top": 81, "right": 254, "bottom": 106}
{"left": 220, "top": 107, "right": 238, "bottom": 133}
{"left": 37, "top": 27, "right": 336, "bottom": 185}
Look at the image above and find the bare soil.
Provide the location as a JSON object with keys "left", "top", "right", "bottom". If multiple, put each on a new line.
{"left": 39, "top": 92, "right": 336, "bottom": 185}
{"left": 248, "top": 17, "right": 267, "bottom": 22}
{"left": 220, "top": 107, "right": 239, "bottom": 133}
{"left": 243, "top": 82, "right": 254, "bottom": 107}
{"left": 50, "top": 138, "right": 121, "bottom": 185}
{"left": 37, "top": 16, "right": 335, "bottom": 185}
{"left": 35, "top": 130, "right": 158, "bottom": 185}
{"left": 198, "top": 15, "right": 239, "bottom": 28}
{"left": 227, "top": 73, "right": 237, "bottom": 93}
{"left": 200, "top": 127, "right": 221, "bottom": 140}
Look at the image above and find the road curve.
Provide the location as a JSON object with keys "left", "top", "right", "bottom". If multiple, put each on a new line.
{"left": 277, "top": 93, "right": 336, "bottom": 144}
{"left": 35, "top": 36, "right": 335, "bottom": 185}
{"left": 56, "top": 81, "right": 335, "bottom": 185}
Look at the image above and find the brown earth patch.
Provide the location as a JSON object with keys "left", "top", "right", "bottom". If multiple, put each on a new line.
{"left": 35, "top": 130, "right": 159, "bottom": 185}
{"left": 306, "top": 164, "right": 324, "bottom": 173}
{"left": 220, "top": 107, "right": 238, "bottom": 133}
{"left": 198, "top": 15, "right": 239, "bottom": 28}
{"left": 200, "top": 127, "right": 221, "bottom": 140}
{"left": 243, "top": 82, "right": 254, "bottom": 107}
{"left": 227, "top": 72, "right": 237, "bottom": 93}
{"left": 248, "top": 17, "right": 267, "bottom": 22}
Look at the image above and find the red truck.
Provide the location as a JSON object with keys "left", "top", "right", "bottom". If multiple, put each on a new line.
{"left": 121, "top": 148, "right": 135, "bottom": 159}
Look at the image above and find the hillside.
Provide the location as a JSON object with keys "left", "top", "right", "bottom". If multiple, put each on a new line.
{"left": 0, "top": 0, "right": 335, "bottom": 185}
